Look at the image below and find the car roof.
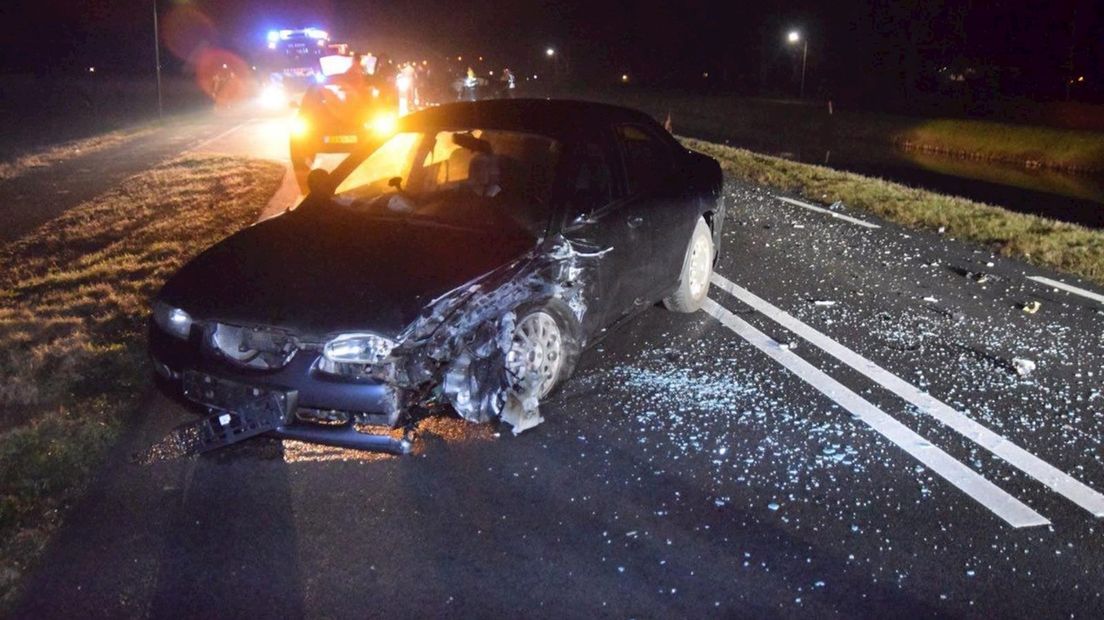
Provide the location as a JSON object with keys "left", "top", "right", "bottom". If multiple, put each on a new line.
{"left": 397, "top": 99, "right": 658, "bottom": 142}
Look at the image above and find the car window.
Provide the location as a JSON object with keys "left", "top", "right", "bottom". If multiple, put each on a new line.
{"left": 568, "top": 142, "right": 614, "bottom": 220}
{"left": 332, "top": 132, "right": 421, "bottom": 198}
{"left": 331, "top": 129, "right": 561, "bottom": 238}
{"left": 614, "top": 123, "right": 673, "bottom": 195}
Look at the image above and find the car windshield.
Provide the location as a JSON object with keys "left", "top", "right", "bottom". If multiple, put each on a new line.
{"left": 330, "top": 129, "right": 561, "bottom": 237}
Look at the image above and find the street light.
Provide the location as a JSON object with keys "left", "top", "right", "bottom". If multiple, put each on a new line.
{"left": 787, "top": 30, "right": 808, "bottom": 99}
{"left": 545, "top": 47, "right": 561, "bottom": 79}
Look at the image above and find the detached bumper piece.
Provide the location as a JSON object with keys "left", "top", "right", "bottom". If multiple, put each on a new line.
{"left": 271, "top": 425, "right": 412, "bottom": 454}
{"left": 182, "top": 371, "right": 298, "bottom": 452}
{"left": 177, "top": 371, "right": 411, "bottom": 455}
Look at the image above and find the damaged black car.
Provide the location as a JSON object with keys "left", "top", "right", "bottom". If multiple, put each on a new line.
{"left": 148, "top": 99, "right": 724, "bottom": 454}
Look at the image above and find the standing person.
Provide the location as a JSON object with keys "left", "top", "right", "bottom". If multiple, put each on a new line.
{"left": 332, "top": 53, "right": 367, "bottom": 91}
{"left": 500, "top": 67, "right": 516, "bottom": 98}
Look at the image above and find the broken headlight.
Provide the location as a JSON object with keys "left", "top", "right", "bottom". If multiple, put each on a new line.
{"left": 152, "top": 301, "right": 194, "bottom": 340}
{"left": 318, "top": 333, "right": 396, "bottom": 376}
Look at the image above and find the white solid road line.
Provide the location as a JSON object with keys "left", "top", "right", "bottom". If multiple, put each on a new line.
{"left": 1027, "top": 275, "right": 1104, "bottom": 306}
{"left": 701, "top": 298, "right": 1049, "bottom": 528}
{"left": 711, "top": 273, "right": 1104, "bottom": 519}
{"left": 185, "top": 120, "right": 252, "bottom": 154}
{"left": 775, "top": 196, "right": 881, "bottom": 229}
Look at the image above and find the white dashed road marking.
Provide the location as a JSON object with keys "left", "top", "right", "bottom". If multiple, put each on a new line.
{"left": 701, "top": 297, "right": 1049, "bottom": 528}
{"left": 1027, "top": 276, "right": 1104, "bottom": 306}
{"left": 775, "top": 196, "right": 881, "bottom": 229}
{"left": 711, "top": 273, "right": 1104, "bottom": 519}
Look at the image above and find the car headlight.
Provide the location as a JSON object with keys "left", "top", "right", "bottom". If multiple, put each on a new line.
{"left": 152, "top": 301, "right": 194, "bottom": 340}
{"left": 366, "top": 112, "right": 397, "bottom": 136}
{"left": 290, "top": 115, "right": 310, "bottom": 138}
{"left": 318, "top": 333, "right": 397, "bottom": 377}
{"left": 323, "top": 333, "right": 395, "bottom": 363}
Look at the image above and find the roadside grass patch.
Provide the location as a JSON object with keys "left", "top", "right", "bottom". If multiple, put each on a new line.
{"left": 0, "top": 154, "right": 285, "bottom": 604}
{"left": 895, "top": 118, "right": 1104, "bottom": 173}
{"left": 684, "top": 138, "right": 1104, "bottom": 287}
{"left": 0, "top": 127, "right": 157, "bottom": 182}
{"left": 565, "top": 89, "right": 1104, "bottom": 172}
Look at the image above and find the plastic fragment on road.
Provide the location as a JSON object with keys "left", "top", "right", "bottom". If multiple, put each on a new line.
{"left": 1012, "top": 358, "right": 1037, "bottom": 377}
{"left": 1022, "top": 300, "right": 1041, "bottom": 314}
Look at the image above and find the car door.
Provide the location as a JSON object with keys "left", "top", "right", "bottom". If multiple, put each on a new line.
{"left": 611, "top": 123, "right": 696, "bottom": 298}
{"left": 560, "top": 134, "right": 654, "bottom": 332}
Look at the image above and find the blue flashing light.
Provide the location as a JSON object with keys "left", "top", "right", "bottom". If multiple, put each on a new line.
{"left": 266, "top": 30, "right": 279, "bottom": 43}
{"left": 314, "top": 73, "right": 326, "bottom": 84}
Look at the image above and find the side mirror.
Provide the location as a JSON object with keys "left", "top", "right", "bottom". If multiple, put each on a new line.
{"left": 307, "top": 168, "right": 333, "bottom": 197}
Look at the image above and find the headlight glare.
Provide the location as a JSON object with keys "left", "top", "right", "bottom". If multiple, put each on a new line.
{"left": 290, "top": 115, "right": 310, "bottom": 137}
{"left": 259, "top": 83, "right": 285, "bottom": 109}
{"left": 153, "top": 301, "right": 193, "bottom": 340}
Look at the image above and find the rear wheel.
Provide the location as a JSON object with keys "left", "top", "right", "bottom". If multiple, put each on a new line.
{"left": 663, "top": 217, "right": 713, "bottom": 313}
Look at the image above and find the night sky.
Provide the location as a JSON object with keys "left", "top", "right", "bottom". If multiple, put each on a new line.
{"left": 3, "top": 0, "right": 1102, "bottom": 101}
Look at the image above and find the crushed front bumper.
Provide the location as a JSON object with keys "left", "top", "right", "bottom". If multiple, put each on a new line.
{"left": 150, "top": 325, "right": 413, "bottom": 454}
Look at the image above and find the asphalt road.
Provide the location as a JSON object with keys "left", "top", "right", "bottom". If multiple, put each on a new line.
{"left": 0, "top": 107, "right": 300, "bottom": 242}
{"left": 8, "top": 106, "right": 1104, "bottom": 618}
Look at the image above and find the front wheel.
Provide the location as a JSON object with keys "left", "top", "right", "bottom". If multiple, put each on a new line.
{"left": 505, "top": 301, "right": 581, "bottom": 399}
{"left": 663, "top": 217, "right": 713, "bottom": 313}
{"left": 498, "top": 300, "right": 582, "bottom": 434}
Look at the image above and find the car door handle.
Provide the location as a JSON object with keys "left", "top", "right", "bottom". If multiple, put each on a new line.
{"left": 627, "top": 216, "right": 644, "bottom": 229}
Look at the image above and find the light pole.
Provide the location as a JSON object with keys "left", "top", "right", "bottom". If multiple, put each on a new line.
{"left": 787, "top": 30, "right": 807, "bottom": 99}
{"left": 153, "top": 0, "right": 163, "bottom": 119}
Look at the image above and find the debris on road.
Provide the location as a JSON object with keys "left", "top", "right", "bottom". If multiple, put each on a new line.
{"left": 1022, "top": 300, "right": 1042, "bottom": 314}
{"left": 1012, "top": 358, "right": 1037, "bottom": 377}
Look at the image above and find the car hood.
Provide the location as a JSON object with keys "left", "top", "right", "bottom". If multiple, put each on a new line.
{"left": 158, "top": 206, "right": 537, "bottom": 339}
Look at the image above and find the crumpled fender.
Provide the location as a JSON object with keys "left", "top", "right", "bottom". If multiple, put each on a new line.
{"left": 378, "top": 234, "right": 609, "bottom": 432}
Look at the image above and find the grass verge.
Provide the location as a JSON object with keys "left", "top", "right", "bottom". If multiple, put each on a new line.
{"left": 0, "top": 154, "right": 285, "bottom": 605}
{"left": 0, "top": 127, "right": 157, "bottom": 182}
{"left": 683, "top": 137, "right": 1104, "bottom": 287}
{"left": 891, "top": 117, "right": 1104, "bottom": 173}
{"left": 564, "top": 89, "right": 1104, "bottom": 173}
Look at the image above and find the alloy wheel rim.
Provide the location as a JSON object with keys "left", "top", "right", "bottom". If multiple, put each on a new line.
{"left": 688, "top": 234, "right": 711, "bottom": 299}
{"left": 506, "top": 312, "right": 563, "bottom": 399}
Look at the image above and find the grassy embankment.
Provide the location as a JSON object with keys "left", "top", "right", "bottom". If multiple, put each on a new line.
{"left": 573, "top": 90, "right": 1104, "bottom": 173}
{"left": 888, "top": 117, "right": 1104, "bottom": 173}
{"left": 0, "top": 154, "right": 285, "bottom": 604}
{"left": 684, "top": 137, "right": 1104, "bottom": 287}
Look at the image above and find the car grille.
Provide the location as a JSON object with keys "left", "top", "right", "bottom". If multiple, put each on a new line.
{"left": 208, "top": 322, "right": 298, "bottom": 370}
